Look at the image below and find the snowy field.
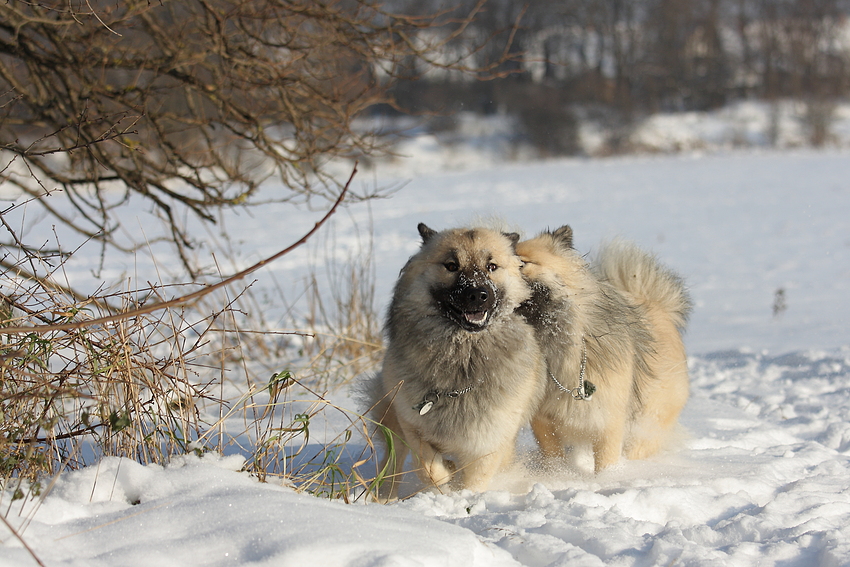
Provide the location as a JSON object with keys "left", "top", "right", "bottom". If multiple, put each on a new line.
{"left": 2, "top": 131, "right": 850, "bottom": 565}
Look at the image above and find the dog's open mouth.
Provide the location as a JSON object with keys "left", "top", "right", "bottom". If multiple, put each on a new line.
{"left": 434, "top": 281, "right": 497, "bottom": 332}
{"left": 463, "top": 310, "right": 488, "bottom": 326}
{"left": 444, "top": 305, "right": 491, "bottom": 331}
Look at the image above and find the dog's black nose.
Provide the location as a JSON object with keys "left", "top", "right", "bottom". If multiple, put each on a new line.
{"left": 467, "top": 288, "right": 489, "bottom": 304}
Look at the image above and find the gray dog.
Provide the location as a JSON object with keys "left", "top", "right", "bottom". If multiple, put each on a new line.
{"left": 366, "top": 223, "right": 545, "bottom": 499}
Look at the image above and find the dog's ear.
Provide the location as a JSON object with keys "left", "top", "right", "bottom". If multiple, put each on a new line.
{"left": 503, "top": 232, "right": 520, "bottom": 248}
{"left": 418, "top": 223, "right": 438, "bottom": 244}
{"left": 552, "top": 225, "right": 574, "bottom": 248}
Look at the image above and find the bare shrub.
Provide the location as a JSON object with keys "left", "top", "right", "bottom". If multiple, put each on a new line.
{"left": 0, "top": 168, "right": 390, "bottom": 505}
{"left": 0, "top": 271, "right": 222, "bottom": 486}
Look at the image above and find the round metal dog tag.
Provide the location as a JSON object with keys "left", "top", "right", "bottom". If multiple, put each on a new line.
{"left": 415, "top": 391, "right": 440, "bottom": 415}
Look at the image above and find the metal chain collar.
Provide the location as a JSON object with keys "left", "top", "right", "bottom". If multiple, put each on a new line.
{"left": 548, "top": 336, "right": 596, "bottom": 401}
{"left": 414, "top": 385, "right": 474, "bottom": 416}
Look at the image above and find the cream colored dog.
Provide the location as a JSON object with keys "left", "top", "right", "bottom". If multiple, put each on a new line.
{"left": 517, "top": 226, "right": 691, "bottom": 472}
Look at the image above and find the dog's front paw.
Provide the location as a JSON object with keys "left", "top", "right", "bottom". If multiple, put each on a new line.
{"left": 420, "top": 456, "right": 455, "bottom": 487}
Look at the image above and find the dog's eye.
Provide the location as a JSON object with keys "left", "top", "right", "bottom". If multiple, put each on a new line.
{"left": 487, "top": 262, "right": 498, "bottom": 272}
{"left": 444, "top": 261, "right": 459, "bottom": 272}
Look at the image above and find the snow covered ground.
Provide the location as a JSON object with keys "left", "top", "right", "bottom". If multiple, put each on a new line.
{"left": 2, "top": 117, "right": 850, "bottom": 566}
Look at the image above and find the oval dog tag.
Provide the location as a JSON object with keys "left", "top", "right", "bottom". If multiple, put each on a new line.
{"left": 418, "top": 401, "right": 434, "bottom": 415}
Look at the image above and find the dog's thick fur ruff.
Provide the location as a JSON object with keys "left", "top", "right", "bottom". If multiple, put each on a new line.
{"left": 516, "top": 226, "right": 691, "bottom": 472}
{"left": 367, "top": 223, "right": 546, "bottom": 498}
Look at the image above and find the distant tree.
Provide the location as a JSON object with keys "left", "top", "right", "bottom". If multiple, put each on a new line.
{"left": 0, "top": 0, "right": 499, "bottom": 277}
{"left": 642, "top": 0, "right": 729, "bottom": 111}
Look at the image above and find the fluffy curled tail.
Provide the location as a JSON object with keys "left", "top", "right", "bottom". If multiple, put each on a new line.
{"left": 593, "top": 239, "right": 692, "bottom": 331}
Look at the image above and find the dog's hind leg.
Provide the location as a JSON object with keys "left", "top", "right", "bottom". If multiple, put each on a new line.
{"left": 531, "top": 414, "right": 566, "bottom": 459}
{"left": 625, "top": 390, "right": 685, "bottom": 461}
{"left": 625, "top": 428, "right": 664, "bottom": 461}
{"left": 626, "top": 322, "right": 689, "bottom": 462}
{"left": 592, "top": 423, "right": 625, "bottom": 472}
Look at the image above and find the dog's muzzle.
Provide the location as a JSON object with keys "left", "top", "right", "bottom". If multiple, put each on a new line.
{"left": 443, "top": 280, "right": 497, "bottom": 332}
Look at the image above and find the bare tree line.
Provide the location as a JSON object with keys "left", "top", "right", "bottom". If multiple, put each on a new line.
{"left": 386, "top": 0, "right": 850, "bottom": 152}
{"left": 504, "top": 0, "right": 846, "bottom": 107}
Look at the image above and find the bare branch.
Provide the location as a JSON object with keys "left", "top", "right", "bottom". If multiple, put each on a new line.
{"left": 0, "top": 162, "right": 357, "bottom": 334}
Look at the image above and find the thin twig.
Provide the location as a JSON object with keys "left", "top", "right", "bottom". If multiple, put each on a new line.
{"left": 17, "top": 424, "right": 103, "bottom": 445}
{"left": 0, "top": 513, "right": 46, "bottom": 567}
{"left": 0, "top": 163, "right": 357, "bottom": 335}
